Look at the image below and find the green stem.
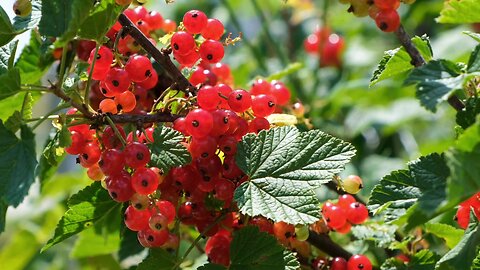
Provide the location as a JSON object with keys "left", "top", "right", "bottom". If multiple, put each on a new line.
{"left": 105, "top": 115, "right": 127, "bottom": 147}
{"left": 20, "top": 92, "right": 31, "bottom": 118}
{"left": 31, "top": 103, "right": 71, "bottom": 130}
{"left": 58, "top": 44, "right": 69, "bottom": 89}
{"left": 20, "top": 85, "right": 51, "bottom": 92}
{"left": 173, "top": 213, "right": 227, "bottom": 269}
{"left": 84, "top": 43, "right": 101, "bottom": 111}
{"left": 220, "top": 0, "right": 268, "bottom": 72}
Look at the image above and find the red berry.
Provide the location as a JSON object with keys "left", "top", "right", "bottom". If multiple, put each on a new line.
{"left": 104, "top": 68, "right": 131, "bottom": 94}
{"left": 251, "top": 94, "right": 276, "bottom": 117}
{"left": 374, "top": 0, "right": 400, "bottom": 10}
{"left": 124, "top": 142, "right": 151, "bottom": 168}
{"left": 185, "top": 108, "right": 214, "bottom": 138}
{"left": 131, "top": 167, "right": 160, "bottom": 195}
{"left": 162, "top": 19, "right": 177, "bottom": 33}
{"left": 102, "top": 125, "right": 126, "bottom": 149}
{"left": 304, "top": 33, "right": 319, "bottom": 54}
{"left": 155, "top": 200, "right": 176, "bottom": 224}
{"left": 99, "top": 149, "right": 125, "bottom": 176}
{"left": 250, "top": 78, "right": 271, "bottom": 96}
{"left": 124, "top": 205, "right": 151, "bottom": 231}
{"left": 106, "top": 171, "right": 134, "bottom": 202}
{"left": 183, "top": 10, "right": 208, "bottom": 34}
{"left": 136, "top": 69, "right": 158, "bottom": 90}
{"left": 218, "top": 135, "right": 237, "bottom": 156}
{"left": 197, "top": 86, "right": 221, "bottom": 110}
{"left": 145, "top": 11, "right": 163, "bottom": 30}
{"left": 375, "top": 9, "right": 400, "bottom": 33}
{"left": 331, "top": 257, "right": 348, "bottom": 270}
{"left": 201, "top": 18, "right": 224, "bottom": 40}
{"left": 248, "top": 117, "right": 270, "bottom": 134}
{"left": 115, "top": 91, "right": 136, "bottom": 112}
{"left": 171, "top": 31, "right": 196, "bottom": 56}
{"left": 347, "top": 202, "right": 369, "bottom": 224}
{"left": 323, "top": 204, "right": 347, "bottom": 229}
{"left": 270, "top": 81, "right": 290, "bottom": 105}
{"left": 347, "top": 255, "right": 372, "bottom": 270}
{"left": 338, "top": 194, "right": 356, "bottom": 210}
{"left": 78, "top": 142, "right": 101, "bottom": 168}
{"left": 125, "top": 55, "right": 153, "bottom": 82}
{"left": 189, "top": 136, "right": 218, "bottom": 159}
{"left": 139, "top": 227, "right": 169, "bottom": 247}
{"left": 228, "top": 89, "right": 252, "bottom": 113}
{"left": 88, "top": 46, "right": 113, "bottom": 71}
{"left": 199, "top": 40, "right": 224, "bottom": 64}
{"left": 149, "top": 212, "right": 169, "bottom": 231}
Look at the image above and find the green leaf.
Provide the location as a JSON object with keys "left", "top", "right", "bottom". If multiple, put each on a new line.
{"left": 445, "top": 121, "right": 480, "bottom": 207}
{"left": 234, "top": 126, "right": 355, "bottom": 224}
{"left": 0, "top": 68, "right": 21, "bottom": 101}
{"left": 456, "top": 98, "right": 480, "bottom": 129}
{"left": 369, "top": 153, "right": 448, "bottom": 226}
{"left": 12, "top": 0, "right": 42, "bottom": 32}
{"left": 464, "top": 31, "right": 480, "bottom": 43}
{"left": 0, "top": 6, "right": 16, "bottom": 47}
{"left": 0, "top": 123, "right": 36, "bottom": 206}
{"left": 370, "top": 36, "right": 433, "bottom": 87}
{"left": 472, "top": 249, "right": 480, "bottom": 270}
{"left": 425, "top": 223, "right": 463, "bottom": 249}
{"left": 368, "top": 169, "right": 420, "bottom": 223}
{"left": 468, "top": 45, "right": 480, "bottom": 73}
{"left": 148, "top": 125, "right": 191, "bottom": 173}
{"left": 16, "top": 32, "right": 52, "bottom": 84}
{"left": 0, "top": 40, "right": 18, "bottom": 73}
{"left": 437, "top": 0, "right": 480, "bottom": 24}
{"left": 406, "top": 60, "right": 467, "bottom": 112}
{"left": 71, "top": 203, "right": 122, "bottom": 258}
{"left": 4, "top": 111, "right": 23, "bottom": 133}
{"left": 351, "top": 224, "right": 398, "bottom": 248}
{"left": 39, "top": 0, "right": 72, "bottom": 37}
{"left": 436, "top": 221, "right": 480, "bottom": 270}
{"left": 118, "top": 228, "right": 144, "bottom": 261}
{"left": 381, "top": 249, "right": 439, "bottom": 270}
{"left": 37, "top": 130, "right": 67, "bottom": 189}
{"left": 42, "top": 182, "right": 121, "bottom": 251}
{"left": 229, "top": 226, "right": 299, "bottom": 270}
{"left": 137, "top": 248, "right": 176, "bottom": 270}
{"left": 75, "top": 0, "right": 124, "bottom": 42}
{"left": 265, "top": 62, "right": 304, "bottom": 81}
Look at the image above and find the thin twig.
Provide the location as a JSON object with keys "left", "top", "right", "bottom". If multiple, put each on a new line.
{"left": 307, "top": 230, "right": 352, "bottom": 259}
{"left": 394, "top": 24, "right": 464, "bottom": 111}
{"left": 117, "top": 14, "right": 196, "bottom": 95}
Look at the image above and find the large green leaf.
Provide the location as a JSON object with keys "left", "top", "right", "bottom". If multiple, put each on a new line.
{"left": 0, "top": 123, "right": 37, "bottom": 232}
{"left": 467, "top": 45, "right": 480, "bottom": 73}
{"left": 405, "top": 60, "right": 467, "bottom": 112}
{"left": 369, "top": 153, "right": 448, "bottom": 226}
{"left": 70, "top": 203, "right": 122, "bottom": 258}
{"left": 370, "top": 36, "right": 433, "bottom": 87}
{"left": 148, "top": 125, "right": 191, "bottom": 173}
{"left": 234, "top": 126, "right": 355, "bottom": 224}
{"left": 425, "top": 223, "right": 463, "bottom": 249}
{"left": 436, "top": 221, "right": 480, "bottom": 270}
{"left": 75, "top": 0, "right": 124, "bottom": 42}
{"left": 42, "top": 182, "right": 121, "bottom": 251}
{"left": 137, "top": 248, "right": 176, "bottom": 270}
{"left": 0, "top": 6, "right": 16, "bottom": 47}
{"left": 12, "top": 0, "right": 42, "bottom": 32}
{"left": 0, "top": 68, "right": 21, "bottom": 101}
{"left": 38, "top": 0, "right": 72, "bottom": 37}
{"left": 437, "top": 0, "right": 480, "bottom": 24}
{"left": 200, "top": 226, "right": 300, "bottom": 270}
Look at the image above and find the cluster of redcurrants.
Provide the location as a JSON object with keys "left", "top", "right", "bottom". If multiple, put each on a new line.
{"left": 455, "top": 192, "right": 480, "bottom": 229}
{"left": 303, "top": 27, "right": 345, "bottom": 68}
{"left": 339, "top": 0, "right": 415, "bottom": 32}
{"left": 314, "top": 255, "right": 372, "bottom": 270}
{"left": 322, "top": 194, "right": 369, "bottom": 234}
{"left": 171, "top": 10, "right": 226, "bottom": 67}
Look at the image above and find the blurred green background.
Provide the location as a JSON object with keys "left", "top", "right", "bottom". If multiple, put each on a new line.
{"left": 0, "top": 0, "right": 478, "bottom": 269}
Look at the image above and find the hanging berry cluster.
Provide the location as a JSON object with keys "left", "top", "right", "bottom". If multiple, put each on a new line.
{"left": 303, "top": 27, "right": 345, "bottom": 68}
{"left": 321, "top": 194, "right": 369, "bottom": 234}
{"left": 339, "top": 0, "right": 416, "bottom": 32}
